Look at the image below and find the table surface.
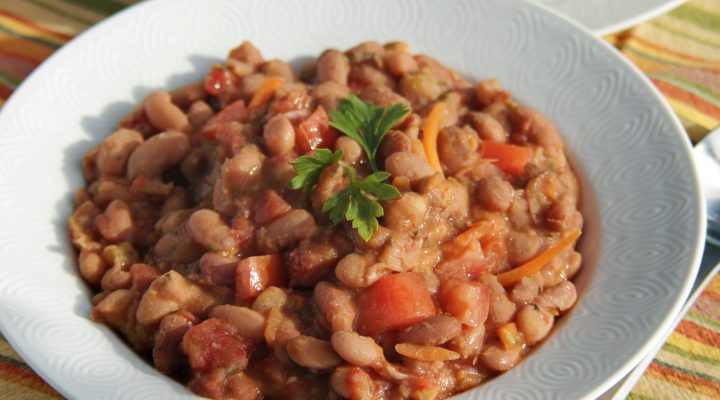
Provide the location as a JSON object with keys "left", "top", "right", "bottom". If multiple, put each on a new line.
{"left": 0, "top": 0, "right": 718, "bottom": 399}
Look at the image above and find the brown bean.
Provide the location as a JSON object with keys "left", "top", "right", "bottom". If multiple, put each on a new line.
{"left": 448, "top": 325, "right": 485, "bottom": 361}
{"left": 287, "top": 335, "right": 342, "bottom": 370}
{"left": 240, "top": 73, "right": 266, "bottom": 99}
{"left": 126, "top": 131, "right": 190, "bottom": 180}
{"left": 380, "top": 130, "right": 412, "bottom": 160}
{"left": 199, "top": 251, "right": 239, "bottom": 286}
{"left": 264, "top": 114, "right": 295, "bottom": 156}
{"left": 94, "top": 199, "right": 133, "bottom": 242}
{"left": 468, "top": 111, "right": 508, "bottom": 143}
{"left": 399, "top": 70, "right": 442, "bottom": 109}
{"left": 228, "top": 41, "right": 264, "bottom": 66}
{"left": 398, "top": 315, "right": 462, "bottom": 345}
{"left": 517, "top": 304, "right": 554, "bottom": 345}
{"left": 476, "top": 176, "right": 514, "bottom": 212}
{"left": 136, "top": 270, "right": 221, "bottom": 325}
{"left": 78, "top": 250, "right": 108, "bottom": 286}
{"left": 545, "top": 195, "right": 576, "bottom": 231}
{"left": 480, "top": 342, "right": 522, "bottom": 371}
{"left": 186, "top": 209, "right": 236, "bottom": 251}
{"left": 334, "top": 136, "right": 364, "bottom": 165}
{"left": 474, "top": 79, "right": 509, "bottom": 107}
{"left": 313, "top": 81, "right": 350, "bottom": 112}
{"left": 384, "top": 152, "right": 435, "bottom": 185}
{"left": 252, "top": 286, "right": 289, "bottom": 315}
{"left": 261, "top": 59, "right": 297, "bottom": 82}
{"left": 331, "top": 331, "right": 384, "bottom": 368}
{"left": 188, "top": 101, "right": 214, "bottom": 130}
{"left": 96, "top": 129, "right": 144, "bottom": 176}
{"left": 169, "top": 82, "right": 206, "bottom": 107}
{"left": 221, "top": 144, "right": 266, "bottom": 189}
{"left": 510, "top": 105, "right": 563, "bottom": 148}
{"left": 346, "top": 41, "right": 385, "bottom": 64}
{"left": 384, "top": 51, "right": 418, "bottom": 77}
{"left": 510, "top": 276, "right": 540, "bottom": 304}
{"left": 437, "top": 126, "right": 479, "bottom": 175}
{"left": 359, "top": 85, "right": 410, "bottom": 108}
{"left": 317, "top": 49, "right": 350, "bottom": 85}
{"left": 567, "top": 251, "right": 582, "bottom": 280}
{"left": 314, "top": 281, "right": 357, "bottom": 333}
{"left": 256, "top": 209, "right": 317, "bottom": 253}
{"left": 350, "top": 65, "right": 396, "bottom": 90}
{"left": 537, "top": 281, "right": 577, "bottom": 311}
{"left": 331, "top": 367, "right": 374, "bottom": 399}
{"left": 210, "top": 305, "right": 265, "bottom": 340}
{"left": 383, "top": 192, "right": 428, "bottom": 232}
{"left": 153, "top": 311, "right": 195, "bottom": 374}
{"left": 93, "top": 288, "right": 134, "bottom": 328}
{"left": 505, "top": 230, "right": 542, "bottom": 266}
{"left": 143, "top": 92, "right": 190, "bottom": 133}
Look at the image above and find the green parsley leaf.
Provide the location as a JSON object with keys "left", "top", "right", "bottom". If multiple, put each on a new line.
{"left": 322, "top": 167, "right": 401, "bottom": 240}
{"left": 289, "top": 148, "right": 344, "bottom": 191}
{"left": 329, "top": 94, "right": 410, "bottom": 172}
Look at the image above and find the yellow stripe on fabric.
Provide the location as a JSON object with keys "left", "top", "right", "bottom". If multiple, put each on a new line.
{"left": 632, "top": 23, "right": 720, "bottom": 63}
{"left": 0, "top": 31, "right": 55, "bottom": 61}
{"left": 689, "top": 0, "right": 720, "bottom": 16}
{"left": 0, "top": 0, "right": 91, "bottom": 36}
{"left": 666, "top": 97, "right": 719, "bottom": 130}
{"left": 706, "top": 275, "right": 720, "bottom": 295}
{"left": 0, "top": 381, "right": 60, "bottom": 400}
{"left": 0, "top": 14, "right": 67, "bottom": 47}
{"left": 655, "top": 346, "right": 720, "bottom": 379}
{"left": 667, "top": 332, "right": 720, "bottom": 360}
{"left": 630, "top": 373, "right": 717, "bottom": 400}
{"left": 622, "top": 41, "right": 719, "bottom": 71}
{"left": 651, "top": 15, "right": 720, "bottom": 47}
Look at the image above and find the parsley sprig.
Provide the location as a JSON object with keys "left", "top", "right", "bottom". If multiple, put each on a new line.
{"left": 329, "top": 94, "right": 410, "bottom": 172}
{"left": 289, "top": 95, "right": 409, "bottom": 240}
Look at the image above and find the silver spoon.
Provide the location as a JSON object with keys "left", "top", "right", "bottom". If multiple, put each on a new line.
{"left": 606, "top": 126, "right": 720, "bottom": 399}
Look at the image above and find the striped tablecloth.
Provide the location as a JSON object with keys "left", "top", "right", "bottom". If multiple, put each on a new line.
{"left": 0, "top": 0, "right": 718, "bottom": 399}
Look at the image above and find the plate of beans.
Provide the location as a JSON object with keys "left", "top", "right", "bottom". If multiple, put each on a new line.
{"left": 0, "top": 0, "right": 704, "bottom": 399}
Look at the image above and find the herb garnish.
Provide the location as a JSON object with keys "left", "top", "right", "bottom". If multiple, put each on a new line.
{"left": 289, "top": 95, "right": 409, "bottom": 240}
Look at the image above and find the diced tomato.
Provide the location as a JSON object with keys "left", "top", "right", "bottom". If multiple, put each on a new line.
{"left": 235, "top": 255, "right": 287, "bottom": 301}
{"left": 480, "top": 141, "right": 532, "bottom": 176}
{"left": 480, "top": 239, "right": 506, "bottom": 273}
{"left": 272, "top": 90, "right": 310, "bottom": 114}
{"left": 204, "top": 66, "right": 239, "bottom": 97}
{"left": 213, "top": 122, "right": 247, "bottom": 158}
{"left": 358, "top": 272, "right": 436, "bottom": 335}
{"left": 201, "top": 100, "right": 247, "bottom": 138}
{"left": 181, "top": 318, "right": 252, "bottom": 372}
{"left": 438, "top": 278, "right": 490, "bottom": 327}
{"left": 295, "top": 106, "right": 337, "bottom": 154}
{"left": 253, "top": 190, "right": 292, "bottom": 225}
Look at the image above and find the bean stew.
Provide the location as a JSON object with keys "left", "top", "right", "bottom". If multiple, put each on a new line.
{"left": 69, "top": 40, "right": 583, "bottom": 399}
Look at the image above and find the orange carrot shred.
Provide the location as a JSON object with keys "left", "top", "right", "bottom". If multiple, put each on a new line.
{"left": 496, "top": 230, "right": 581, "bottom": 287}
{"left": 497, "top": 322, "right": 519, "bottom": 350}
{"left": 421, "top": 102, "right": 448, "bottom": 176}
{"left": 246, "top": 76, "right": 284, "bottom": 115}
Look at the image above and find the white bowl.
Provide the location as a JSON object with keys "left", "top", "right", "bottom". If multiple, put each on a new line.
{"left": 0, "top": 0, "right": 704, "bottom": 399}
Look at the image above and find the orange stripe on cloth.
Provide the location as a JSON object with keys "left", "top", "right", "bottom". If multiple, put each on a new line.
{"left": 0, "top": 359, "right": 61, "bottom": 398}
{"left": 0, "top": 32, "right": 55, "bottom": 62}
{"left": 646, "top": 361, "right": 720, "bottom": 397}
{"left": 652, "top": 78, "right": 720, "bottom": 120}
{"left": 675, "top": 320, "right": 720, "bottom": 348}
{"left": 0, "top": 10, "right": 73, "bottom": 42}
{"left": 629, "top": 34, "right": 720, "bottom": 66}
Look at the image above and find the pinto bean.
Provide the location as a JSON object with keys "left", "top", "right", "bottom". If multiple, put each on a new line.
{"left": 480, "top": 342, "right": 522, "bottom": 372}
{"left": 383, "top": 192, "right": 428, "bottom": 232}
{"left": 221, "top": 144, "right": 266, "bottom": 189}
{"left": 399, "top": 70, "right": 442, "bottom": 109}
{"left": 476, "top": 176, "right": 514, "bottom": 212}
{"left": 153, "top": 311, "right": 195, "bottom": 374}
{"left": 199, "top": 251, "right": 239, "bottom": 286}
{"left": 510, "top": 105, "right": 563, "bottom": 148}
{"left": 143, "top": 91, "right": 191, "bottom": 133}
{"left": 188, "top": 101, "right": 214, "bottom": 130}
{"left": 252, "top": 286, "right": 289, "bottom": 315}
{"left": 169, "top": 82, "right": 205, "bottom": 107}
{"left": 96, "top": 129, "right": 144, "bottom": 176}
{"left": 380, "top": 130, "right": 412, "bottom": 160}
{"left": 359, "top": 85, "right": 410, "bottom": 108}
{"left": 351, "top": 65, "right": 396, "bottom": 91}
{"left": 545, "top": 195, "right": 576, "bottom": 231}
{"left": 331, "top": 367, "right": 374, "bottom": 399}
{"left": 448, "top": 325, "right": 485, "bottom": 361}
{"left": 517, "top": 304, "right": 554, "bottom": 345}
{"left": 287, "top": 336, "right": 342, "bottom": 370}
{"left": 468, "top": 112, "right": 508, "bottom": 143}
{"left": 100, "top": 264, "right": 131, "bottom": 291}
{"left": 505, "top": 230, "right": 542, "bottom": 266}
{"left": 510, "top": 276, "right": 540, "bottom": 304}
{"left": 335, "top": 253, "right": 400, "bottom": 289}
{"left": 314, "top": 281, "right": 357, "bottom": 333}
{"left": 537, "top": 281, "right": 577, "bottom": 311}
{"left": 210, "top": 305, "right": 265, "bottom": 341}
{"left": 92, "top": 288, "right": 134, "bottom": 328}
{"left": 346, "top": 41, "right": 385, "bottom": 64}
{"left": 94, "top": 199, "right": 133, "bottom": 242}
{"left": 90, "top": 178, "right": 133, "bottom": 206}
{"left": 240, "top": 73, "right": 266, "bottom": 99}
{"left": 437, "top": 126, "right": 479, "bottom": 175}
{"left": 384, "top": 51, "right": 418, "bottom": 77}
{"left": 263, "top": 114, "right": 295, "bottom": 156}
{"left": 474, "top": 79, "right": 510, "bottom": 107}
{"left": 567, "top": 251, "right": 582, "bottom": 280}
{"left": 186, "top": 209, "right": 236, "bottom": 252}
{"left": 126, "top": 131, "right": 190, "bottom": 180}
{"left": 256, "top": 209, "right": 317, "bottom": 253}
{"left": 136, "top": 270, "right": 222, "bottom": 325}
{"left": 317, "top": 49, "right": 350, "bottom": 85}
{"left": 334, "top": 136, "right": 364, "bottom": 165}
{"left": 78, "top": 250, "right": 108, "bottom": 286}
{"left": 313, "top": 81, "right": 350, "bottom": 112}
{"left": 154, "top": 231, "right": 204, "bottom": 265}
{"left": 384, "top": 152, "right": 435, "bottom": 185}
{"left": 398, "top": 315, "right": 461, "bottom": 345}
{"left": 229, "top": 41, "right": 264, "bottom": 66}
{"left": 331, "top": 331, "right": 384, "bottom": 368}
{"left": 261, "top": 59, "right": 296, "bottom": 82}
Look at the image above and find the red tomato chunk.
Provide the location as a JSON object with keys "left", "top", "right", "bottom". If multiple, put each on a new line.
{"left": 235, "top": 255, "right": 287, "bottom": 301}
{"left": 359, "top": 272, "right": 436, "bottom": 334}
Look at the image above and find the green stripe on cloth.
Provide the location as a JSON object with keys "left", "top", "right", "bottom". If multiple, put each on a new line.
{"left": 652, "top": 74, "right": 720, "bottom": 106}
{"left": 687, "top": 310, "right": 720, "bottom": 332}
{"left": 0, "top": 25, "right": 61, "bottom": 49}
{"left": 0, "top": 70, "right": 22, "bottom": 88}
{"left": 669, "top": 4, "right": 720, "bottom": 32}
{"left": 654, "top": 359, "right": 720, "bottom": 385}
{"left": 62, "top": 0, "right": 128, "bottom": 16}
{"left": 0, "top": 354, "right": 30, "bottom": 369}
{"left": 627, "top": 393, "right": 653, "bottom": 400}
{"left": 649, "top": 19, "right": 720, "bottom": 47}
{"left": 662, "top": 343, "right": 720, "bottom": 367}
{"left": 23, "top": 0, "right": 96, "bottom": 25}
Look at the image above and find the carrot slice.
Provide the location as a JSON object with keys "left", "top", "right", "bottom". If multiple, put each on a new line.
{"left": 441, "top": 219, "right": 496, "bottom": 258}
{"left": 497, "top": 322, "right": 519, "bottom": 350}
{"left": 246, "top": 76, "right": 284, "bottom": 115}
{"left": 480, "top": 141, "right": 532, "bottom": 176}
{"left": 421, "top": 102, "right": 448, "bottom": 176}
{"left": 496, "top": 230, "right": 581, "bottom": 287}
{"left": 395, "top": 343, "right": 460, "bottom": 361}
